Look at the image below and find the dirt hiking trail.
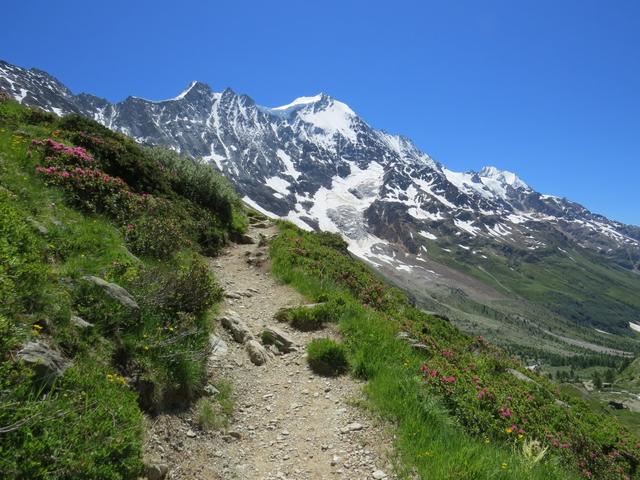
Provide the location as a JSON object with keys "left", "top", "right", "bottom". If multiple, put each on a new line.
{"left": 143, "top": 223, "right": 397, "bottom": 480}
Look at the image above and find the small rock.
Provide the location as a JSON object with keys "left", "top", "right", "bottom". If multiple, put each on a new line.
{"left": 26, "top": 217, "right": 48, "bottom": 235}
{"left": 70, "top": 315, "right": 93, "bottom": 329}
{"left": 229, "top": 431, "right": 242, "bottom": 439}
{"left": 224, "top": 292, "right": 242, "bottom": 300}
{"left": 340, "top": 422, "right": 364, "bottom": 433}
{"left": 144, "top": 462, "right": 169, "bottom": 480}
{"left": 204, "top": 384, "right": 220, "bottom": 396}
{"left": 246, "top": 339, "right": 270, "bottom": 365}
{"left": 219, "top": 316, "right": 253, "bottom": 343}
{"left": 372, "top": 470, "right": 387, "bottom": 479}
{"left": 82, "top": 275, "right": 139, "bottom": 310}
{"left": 261, "top": 326, "right": 296, "bottom": 353}
{"left": 17, "top": 341, "right": 69, "bottom": 384}
{"left": 186, "top": 429, "right": 196, "bottom": 438}
{"left": 209, "top": 334, "right": 229, "bottom": 358}
{"left": 507, "top": 368, "right": 539, "bottom": 385}
{"left": 237, "top": 233, "right": 256, "bottom": 245}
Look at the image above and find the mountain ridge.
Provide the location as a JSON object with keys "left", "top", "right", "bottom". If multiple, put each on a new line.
{"left": 2, "top": 58, "right": 640, "bottom": 343}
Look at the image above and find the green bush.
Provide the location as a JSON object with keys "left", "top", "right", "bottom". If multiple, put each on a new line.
{"left": 276, "top": 300, "right": 344, "bottom": 331}
{"left": 307, "top": 338, "right": 349, "bottom": 376}
{"left": 147, "top": 146, "right": 242, "bottom": 226}
{"left": 143, "top": 252, "right": 222, "bottom": 315}
{"left": 124, "top": 204, "right": 191, "bottom": 258}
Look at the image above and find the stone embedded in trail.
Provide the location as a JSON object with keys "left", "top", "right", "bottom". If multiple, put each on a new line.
{"left": 261, "top": 326, "right": 296, "bottom": 353}
{"left": 237, "top": 233, "right": 256, "bottom": 245}
{"left": 17, "top": 341, "right": 69, "bottom": 383}
{"left": 209, "top": 334, "right": 229, "bottom": 358}
{"left": 144, "top": 463, "right": 168, "bottom": 480}
{"left": 251, "top": 221, "right": 271, "bottom": 229}
{"left": 246, "top": 252, "right": 266, "bottom": 267}
{"left": 220, "top": 315, "right": 253, "bottom": 343}
{"left": 224, "top": 291, "right": 243, "bottom": 300}
{"left": 82, "top": 275, "right": 139, "bottom": 310}
{"left": 144, "top": 462, "right": 169, "bottom": 480}
{"left": 373, "top": 469, "right": 388, "bottom": 479}
{"left": 245, "top": 339, "right": 270, "bottom": 365}
{"left": 340, "top": 422, "right": 364, "bottom": 433}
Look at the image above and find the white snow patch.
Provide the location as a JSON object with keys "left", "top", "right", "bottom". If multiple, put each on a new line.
{"left": 454, "top": 219, "right": 480, "bottom": 236}
{"left": 242, "top": 196, "right": 279, "bottom": 218}
{"left": 271, "top": 94, "right": 323, "bottom": 111}
{"left": 630, "top": 322, "right": 640, "bottom": 333}
{"left": 265, "top": 176, "right": 291, "bottom": 196}
{"left": 276, "top": 150, "right": 300, "bottom": 179}
{"left": 418, "top": 231, "right": 438, "bottom": 240}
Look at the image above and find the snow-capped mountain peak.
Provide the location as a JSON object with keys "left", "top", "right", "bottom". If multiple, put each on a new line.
{"left": 479, "top": 165, "right": 529, "bottom": 191}
{"left": 270, "top": 93, "right": 325, "bottom": 112}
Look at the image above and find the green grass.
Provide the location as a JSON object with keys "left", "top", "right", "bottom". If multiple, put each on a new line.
{"left": 307, "top": 338, "right": 349, "bottom": 376}
{"left": 275, "top": 301, "right": 342, "bottom": 331}
{"left": 269, "top": 222, "right": 639, "bottom": 480}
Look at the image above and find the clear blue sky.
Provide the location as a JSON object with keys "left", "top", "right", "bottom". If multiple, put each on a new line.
{"left": 3, "top": 0, "right": 639, "bottom": 225}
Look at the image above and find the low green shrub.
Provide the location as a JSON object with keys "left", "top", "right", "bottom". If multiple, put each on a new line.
{"left": 146, "top": 147, "right": 241, "bottom": 226}
{"left": 196, "top": 380, "right": 234, "bottom": 431}
{"left": 276, "top": 300, "right": 344, "bottom": 331}
{"left": 214, "top": 379, "right": 235, "bottom": 417}
{"left": 196, "top": 397, "right": 227, "bottom": 431}
{"left": 123, "top": 202, "right": 192, "bottom": 258}
{"left": 142, "top": 252, "right": 222, "bottom": 315}
{"left": 307, "top": 338, "right": 349, "bottom": 376}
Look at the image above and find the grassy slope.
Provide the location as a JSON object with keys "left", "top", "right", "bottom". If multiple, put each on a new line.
{"left": 427, "top": 240, "right": 640, "bottom": 335}
{"left": 0, "top": 101, "right": 244, "bottom": 478}
{"left": 270, "top": 223, "right": 639, "bottom": 480}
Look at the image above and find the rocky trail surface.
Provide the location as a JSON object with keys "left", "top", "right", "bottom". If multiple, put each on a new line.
{"left": 143, "top": 223, "right": 397, "bottom": 480}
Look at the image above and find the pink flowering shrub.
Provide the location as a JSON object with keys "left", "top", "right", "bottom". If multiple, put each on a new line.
{"left": 35, "top": 163, "right": 144, "bottom": 220}
{"left": 32, "top": 138, "right": 95, "bottom": 165}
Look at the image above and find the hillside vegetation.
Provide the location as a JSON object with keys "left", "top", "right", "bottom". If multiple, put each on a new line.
{"left": 0, "top": 99, "right": 245, "bottom": 478}
{"left": 270, "top": 223, "right": 640, "bottom": 479}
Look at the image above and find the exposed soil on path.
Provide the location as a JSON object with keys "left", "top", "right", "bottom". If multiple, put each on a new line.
{"left": 143, "top": 224, "right": 397, "bottom": 480}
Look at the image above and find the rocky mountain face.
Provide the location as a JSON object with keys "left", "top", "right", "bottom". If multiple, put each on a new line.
{"left": 3, "top": 59, "right": 639, "bottom": 337}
